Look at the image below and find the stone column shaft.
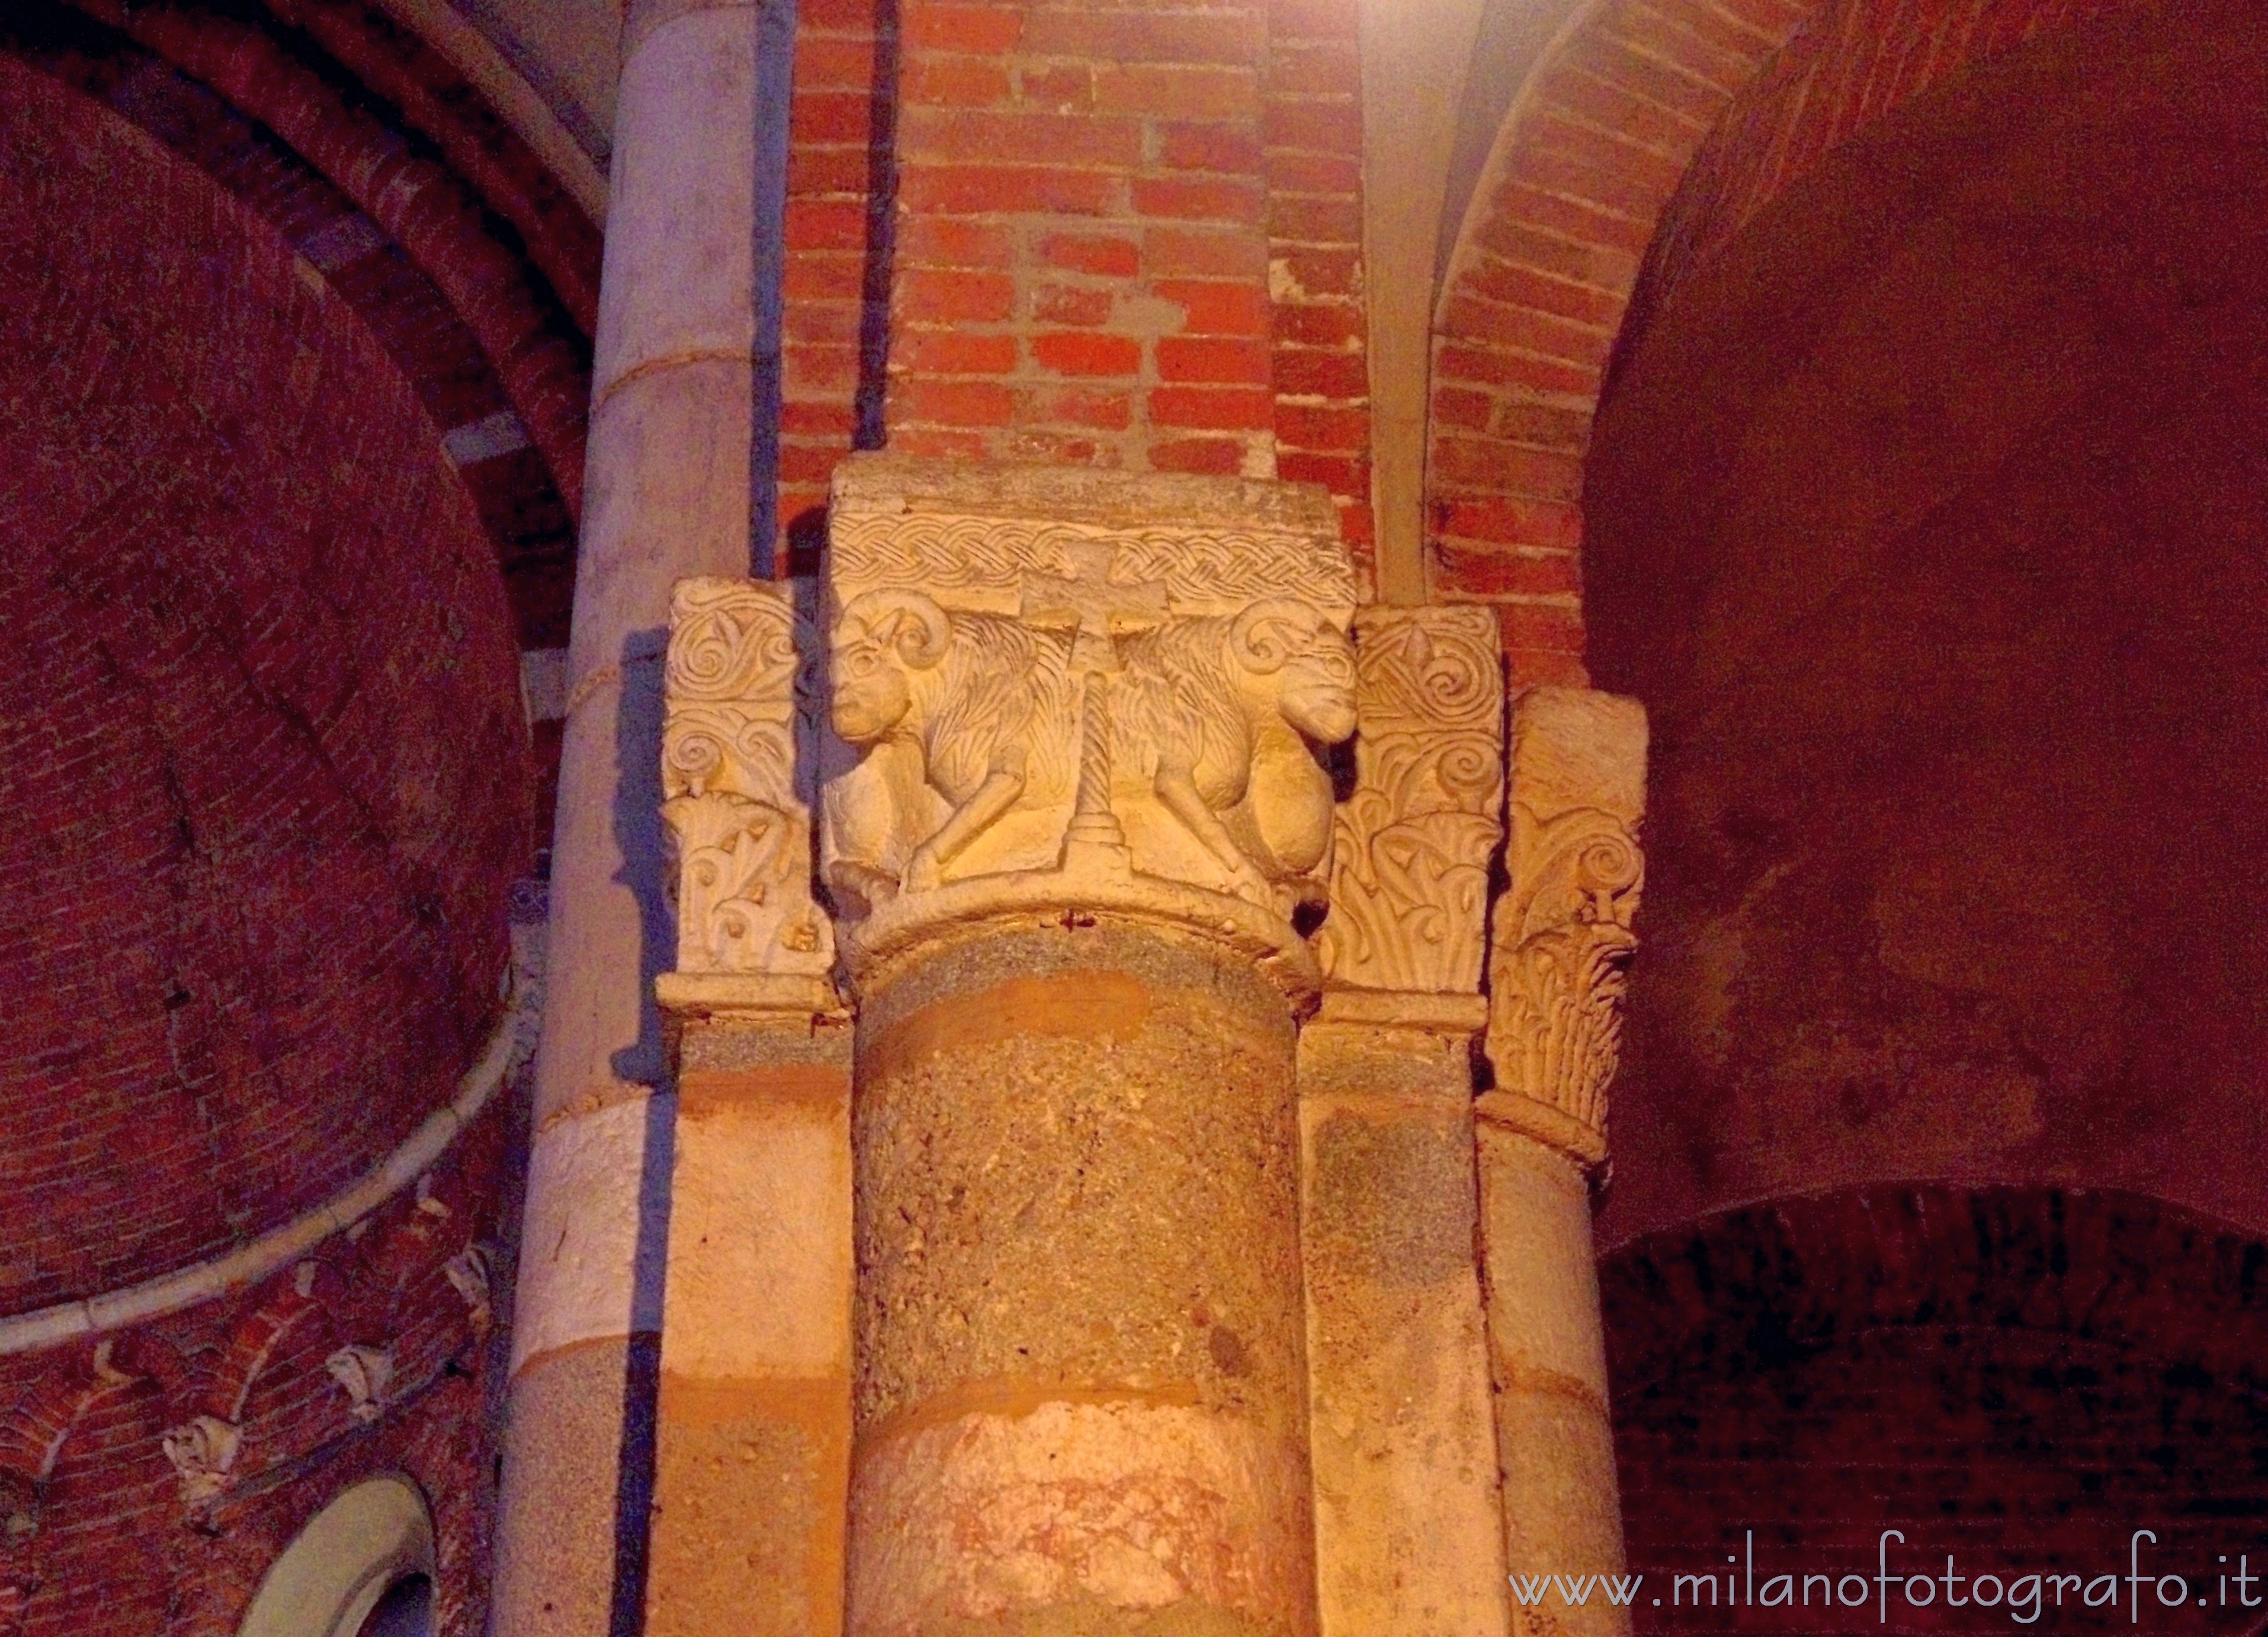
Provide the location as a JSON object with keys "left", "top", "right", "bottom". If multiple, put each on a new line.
{"left": 1474, "top": 1116, "right": 1626, "bottom": 1635}
{"left": 1301, "top": 605, "right": 1511, "bottom": 1636}
{"left": 1299, "top": 999, "right": 1509, "bottom": 1637}
{"left": 849, "top": 930, "right": 1316, "bottom": 1636}
{"left": 1478, "top": 687, "right": 1646, "bottom": 1637}
{"left": 493, "top": 9, "right": 783, "bottom": 1630}
{"left": 640, "top": 579, "right": 850, "bottom": 1636}
{"left": 645, "top": 1002, "right": 852, "bottom": 1637}
{"left": 819, "top": 456, "right": 1360, "bottom": 1637}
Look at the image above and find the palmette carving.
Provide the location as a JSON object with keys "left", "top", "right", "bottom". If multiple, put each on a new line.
{"left": 661, "top": 579, "right": 833, "bottom": 975}
{"left": 1316, "top": 608, "right": 1504, "bottom": 993}
{"left": 819, "top": 457, "right": 1359, "bottom": 925}
{"left": 1485, "top": 688, "right": 1647, "bottom": 1150}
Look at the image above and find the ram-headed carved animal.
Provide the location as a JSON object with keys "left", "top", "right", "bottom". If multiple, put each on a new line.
{"left": 1111, "top": 598, "right": 1357, "bottom": 909}
{"left": 820, "top": 588, "right": 1078, "bottom": 908}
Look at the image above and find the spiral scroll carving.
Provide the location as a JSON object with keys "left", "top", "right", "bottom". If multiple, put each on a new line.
{"left": 1316, "top": 608, "right": 1505, "bottom": 995}
{"left": 660, "top": 578, "right": 833, "bottom": 977}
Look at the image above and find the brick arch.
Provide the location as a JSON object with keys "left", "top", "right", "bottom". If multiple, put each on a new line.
{"left": 63, "top": 0, "right": 593, "bottom": 521}
{"left": 5, "top": 1, "right": 595, "bottom": 644}
{"left": 1638, "top": 0, "right": 2149, "bottom": 332}
{"left": 1426, "top": 0, "right": 2154, "bottom": 683}
{"left": 1600, "top": 1184, "right": 2268, "bottom": 1393}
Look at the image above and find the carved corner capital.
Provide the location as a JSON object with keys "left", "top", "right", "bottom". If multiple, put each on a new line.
{"left": 659, "top": 578, "right": 836, "bottom": 990}
{"left": 1484, "top": 687, "right": 1647, "bottom": 1171}
{"left": 817, "top": 455, "right": 1359, "bottom": 993}
{"left": 1316, "top": 606, "right": 1504, "bottom": 1001}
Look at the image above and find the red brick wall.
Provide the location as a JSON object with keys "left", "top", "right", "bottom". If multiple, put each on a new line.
{"left": 0, "top": 1091, "right": 521, "bottom": 1637}
{"left": 1605, "top": 1186, "right": 2268, "bottom": 1635}
{"left": 774, "top": 0, "right": 1375, "bottom": 566}
{"left": 779, "top": 0, "right": 891, "bottom": 558}
{"left": 1428, "top": 0, "right": 1805, "bottom": 682}
{"left": 883, "top": 0, "right": 1282, "bottom": 476}
{"left": 1262, "top": 0, "right": 1371, "bottom": 575}
{"left": 1, "top": 47, "right": 526, "bottom": 1309}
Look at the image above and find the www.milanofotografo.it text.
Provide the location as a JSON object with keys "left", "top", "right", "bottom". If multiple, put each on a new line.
{"left": 1515, "top": 1531, "right": 2268, "bottom": 1623}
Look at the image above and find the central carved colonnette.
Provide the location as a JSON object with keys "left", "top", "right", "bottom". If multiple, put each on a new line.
{"left": 649, "top": 454, "right": 1648, "bottom": 1637}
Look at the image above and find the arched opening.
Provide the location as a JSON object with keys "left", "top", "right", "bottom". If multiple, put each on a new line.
{"left": 355, "top": 1573, "right": 435, "bottom": 1637}
{"left": 239, "top": 1475, "right": 437, "bottom": 1637}
{"left": 1578, "top": 0, "right": 2268, "bottom": 1621}
{"left": 1583, "top": 0, "right": 2268, "bottom": 1246}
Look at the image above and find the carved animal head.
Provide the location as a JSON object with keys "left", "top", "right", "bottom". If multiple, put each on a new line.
{"left": 830, "top": 590, "right": 952, "bottom": 744}
{"left": 1228, "top": 600, "right": 1357, "bottom": 743}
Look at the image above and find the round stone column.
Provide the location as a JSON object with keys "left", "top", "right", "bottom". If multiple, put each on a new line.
{"left": 1473, "top": 1109, "right": 1629, "bottom": 1637}
{"left": 490, "top": 0, "right": 791, "bottom": 1629}
{"left": 1477, "top": 685, "right": 1649, "bottom": 1637}
{"left": 845, "top": 918, "right": 1319, "bottom": 1637}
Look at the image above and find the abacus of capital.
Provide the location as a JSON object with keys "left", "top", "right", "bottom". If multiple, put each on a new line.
{"left": 505, "top": 450, "right": 1648, "bottom": 1637}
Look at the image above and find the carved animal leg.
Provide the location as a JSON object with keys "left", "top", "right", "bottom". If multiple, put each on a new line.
{"left": 904, "top": 752, "right": 1028, "bottom": 890}
{"left": 1155, "top": 764, "right": 1273, "bottom": 903}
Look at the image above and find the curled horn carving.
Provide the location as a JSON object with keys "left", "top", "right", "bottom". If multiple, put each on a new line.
{"left": 1228, "top": 598, "right": 1320, "bottom": 674}
{"left": 848, "top": 590, "right": 952, "bottom": 669}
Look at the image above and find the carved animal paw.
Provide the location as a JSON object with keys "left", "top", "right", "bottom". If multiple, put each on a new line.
{"left": 902, "top": 846, "right": 947, "bottom": 894}
{"left": 1226, "top": 861, "right": 1276, "bottom": 908}
{"left": 823, "top": 862, "right": 901, "bottom": 919}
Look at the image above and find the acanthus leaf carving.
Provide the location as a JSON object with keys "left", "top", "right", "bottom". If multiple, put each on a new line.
{"left": 661, "top": 578, "right": 835, "bottom": 978}
{"left": 1484, "top": 688, "right": 1647, "bottom": 1161}
{"left": 1316, "top": 607, "right": 1504, "bottom": 995}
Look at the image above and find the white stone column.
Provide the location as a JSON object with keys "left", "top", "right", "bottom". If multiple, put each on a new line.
{"left": 490, "top": 7, "right": 785, "bottom": 1631}
{"left": 1477, "top": 687, "right": 1645, "bottom": 1637}
{"left": 1301, "top": 606, "right": 1511, "bottom": 1636}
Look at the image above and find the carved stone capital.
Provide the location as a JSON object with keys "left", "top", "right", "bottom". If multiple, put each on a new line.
{"left": 444, "top": 1244, "right": 496, "bottom": 1340}
{"left": 325, "top": 1344, "right": 393, "bottom": 1425}
{"left": 819, "top": 456, "right": 1359, "bottom": 995}
{"left": 659, "top": 578, "right": 836, "bottom": 997}
{"left": 1483, "top": 687, "right": 1647, "bottom": 1170}
{"left": 161, "top": 1415, "right": 240, "bottom": 1505}
{"left": 1316, "top": 606, "right": 1504, "bottom": 1000}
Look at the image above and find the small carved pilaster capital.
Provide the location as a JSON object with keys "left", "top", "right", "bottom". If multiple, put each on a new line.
{"left": 1316, "top": 606, "right": 1504, "bottom": 1001}
{"left": 1483, "top": 687, "right": 1647, "bottom": 1173}
{"left": 817, "top": 455, "right": 1359, "bottom": 997}
{"left": 657, "top": 577, "right": 837, "bottom": 1014}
